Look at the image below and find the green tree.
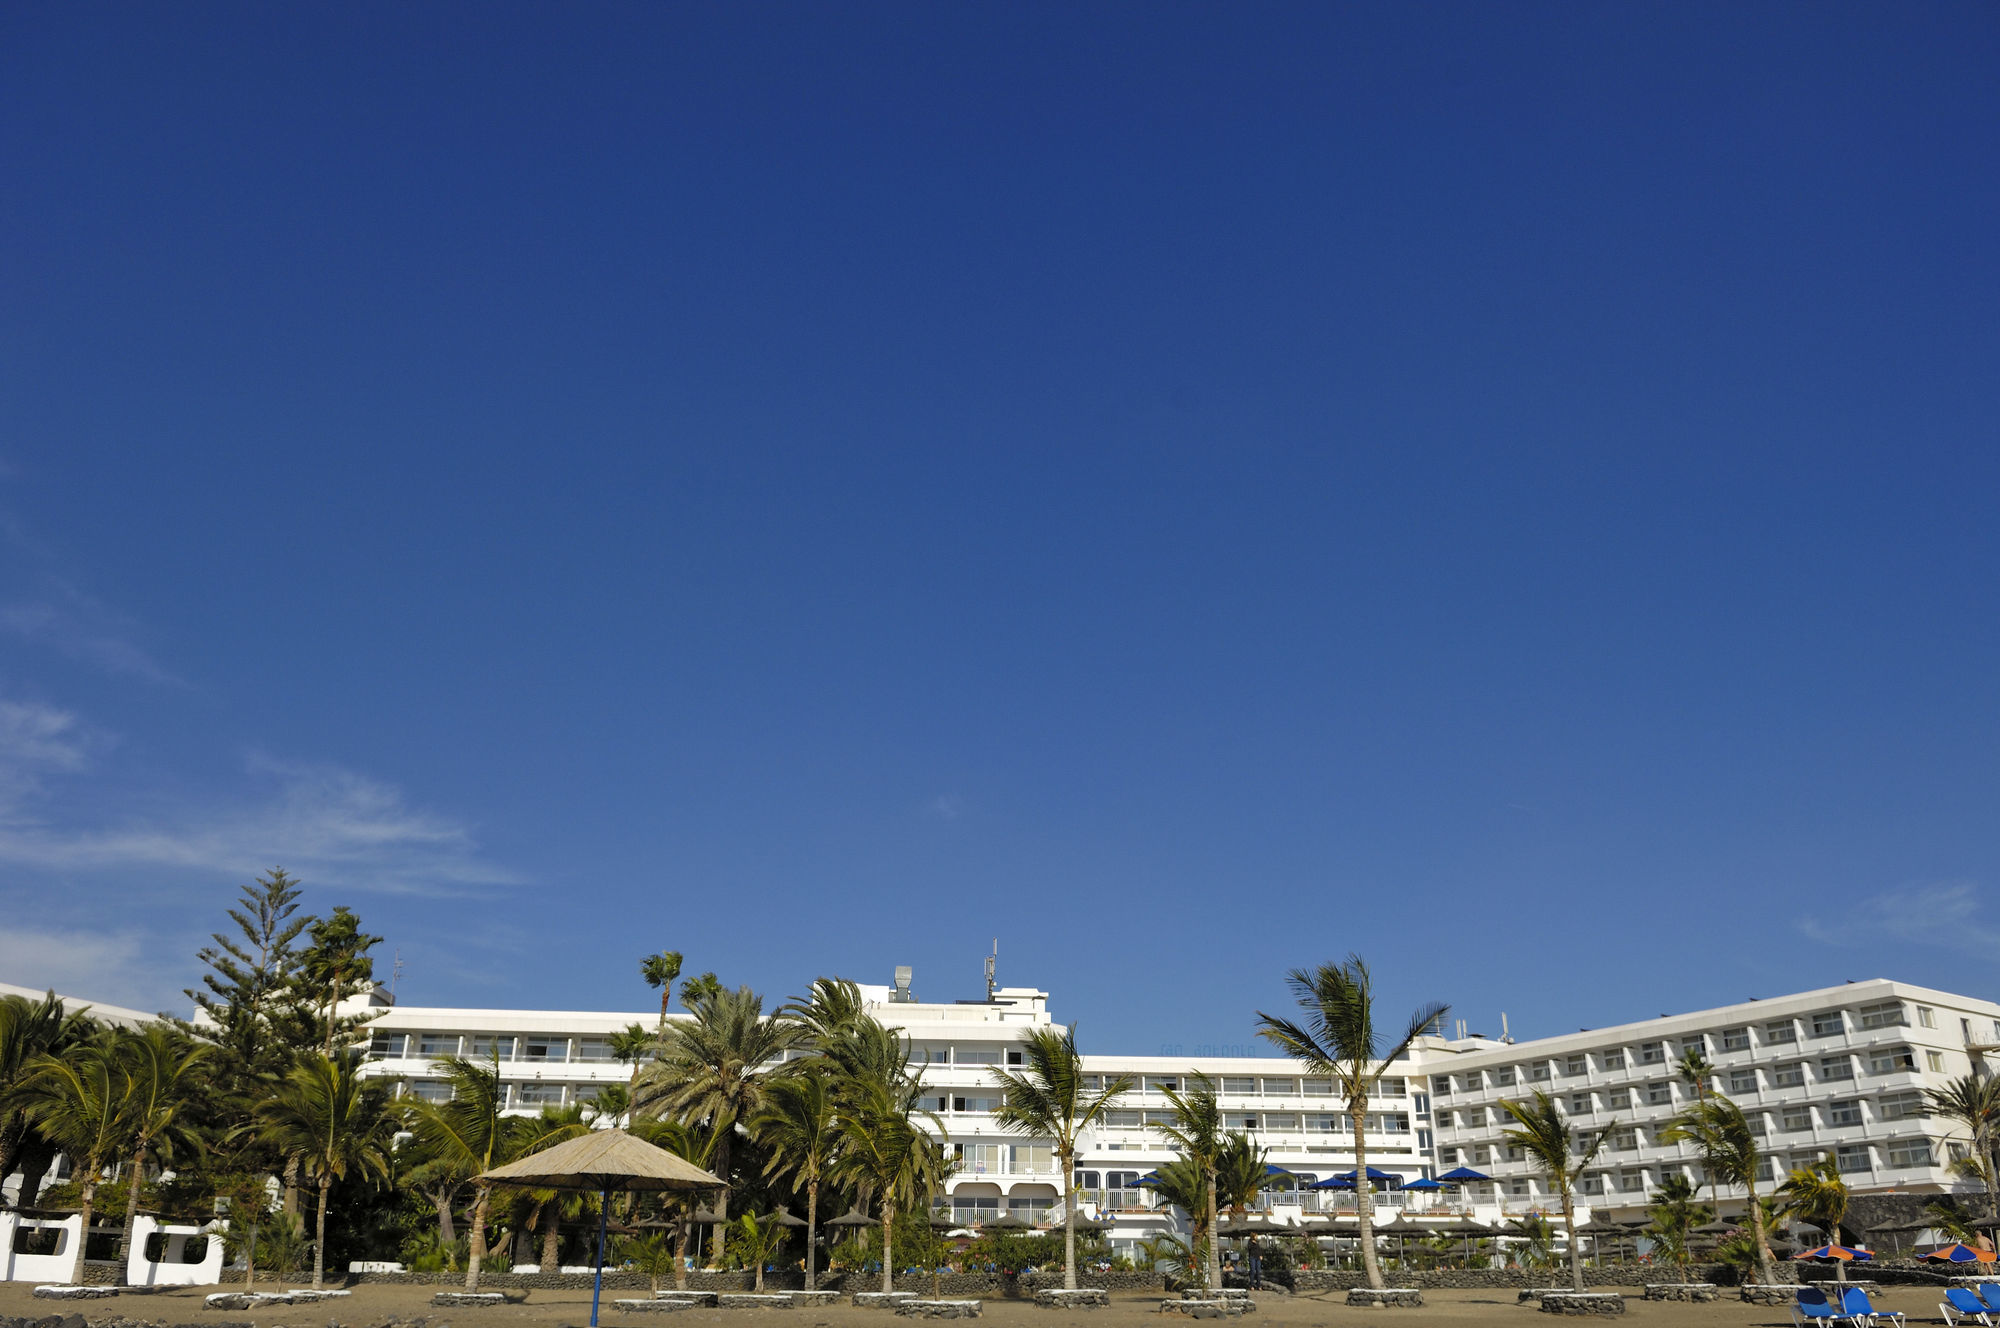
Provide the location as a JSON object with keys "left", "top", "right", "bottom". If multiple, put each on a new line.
{"left": 1151, "top": 1073, "right": 1225, "bottom": 1292}
{"left": 1495, "top": 1089, "right": 1618, "bottom": 1292}
{"left": 1777, "top": 1154, "right": 1852, "bottom": 1259}
{"left": 641, "top": 952, "right": 684, "bottom": 1028}
{"left": 627, "top": 1117, "right": 720, "bottom": 1289}
{"left": 0, "top": 990, "right": 85, "bottom": 1202}
{"left": 249, "top": 1051, "right": 396, "bottom": 1289}
{"left": 731, "top": 1212, "right": 789, "bottom": 1292}
{"left": 1254, "top": 955, "right": 1448, "bottom": 1291}
{"left": 632, "top": 985, "right": 803, "bottom": 1267}
{"left": 1644, "top": 1174, "right": 1712, "bottom": 1283}
{"left": 515, "top": 1104, "right": 591, "bottom": 1271}
{"left": 12, "top": 1034, "right": 131, "bottom": 1283}
{"left": 833, "top": 1075, "right": 949, "bottom": 1293}
{"left": 751, "top": 1075, "right": 840, "bottom": 1289}
{"left": 112, "top": 1026, "right": 209, "bottom": 1264}
{"left": 1659, "top": 1096, "right": 1777, "bottom": 1284}
{"left": 680, "top": 972, "right": 724, "bottom": 1011}
{"left": 1927, "top": 1073, "right": 2000, "bottom": 1220}
{"left": 294, "top": 906, "right": 383, "bottom": 1057}
{"left": 1676, "top": 1045, "right": 1718, "bottom": 1204}
{"left": 402, "top": 1054, "right": 519, "bottom": 1290}
{"left": 991, "top": 1025, "right": 1134, "bottom": 1289}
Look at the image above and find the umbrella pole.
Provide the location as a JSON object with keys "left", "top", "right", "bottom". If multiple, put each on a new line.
{"left": 591, "top": 1187, "right": 609, "bottom": 1328}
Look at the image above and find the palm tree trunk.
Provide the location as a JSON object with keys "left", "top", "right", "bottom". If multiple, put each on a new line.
{"left": 1747, "top": 1179, "right": 1775, "bottom": 1286}
{"left": 1353, "top": 1105, "right": 1383, "bottom": 1290}
{"left": 805, "top": 1180, "right": 818, "bottom": 1292}
{"left": 283, "top": 1155, "right": 301, "bottom": 1216}
{"left": 1205, "top": 1163, "right": 1221, "bottom": 1293}
{"left": 672, "top": 1215, "right": 689, "bottom": 1290}
{"left": 243, "top": 1218, "right": 260, "bottom": 1289}
{"left": 711, "top": 1135, "right": 731, "bottom": 1269}
{"left": 116, "top": 1142, "right": 148, "bottom": 1266}
{"left": 1061, "top": 1145, "right": 1077, "bottom": 1291}
{"left": 434, "top": 1189, "right": 457, "bottom": 1245}
{"left": 540, "top": 1201, "right": 561, "bottom": 1272}
{"left": 1982, "top": 1124, "right": 1998, "bottom": 1221}
{"left": 881, "top": 1197, "right": 896, "bottom": 1294}
{"left": 465, "top": 1184, "right": 491, "bottom": 1291}
{"left": 753, "top": 1230, "right": 765, "bottom": 1293}
{"left": 314, "top": 1173, "right": 331, "bottom": 1290}
{"left": 1561, "top": 1191, "right": 1582, "bottom": 1293}
{"left": 71, "top": 1177, "right": 96, "bottom": 1286}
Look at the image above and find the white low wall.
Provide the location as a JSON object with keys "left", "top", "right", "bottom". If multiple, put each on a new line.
{"left": 126, "top": 1216, "right": 224, "bottom": 1287}
{"left": 0, "top": 1213, "right": 81, "bottom": 1284}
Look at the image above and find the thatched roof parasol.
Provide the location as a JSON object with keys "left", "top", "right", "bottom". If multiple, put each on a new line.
{"left": 480, "top": 1128, "right": 724, "bottom": 1193}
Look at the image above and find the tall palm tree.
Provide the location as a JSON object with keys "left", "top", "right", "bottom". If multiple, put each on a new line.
{"left": 1495, "top": 1089, "right": 1618, "bottom": 1293}
{"left": 1777, "top": 1154, "right": 1852, "bottom": 1250}
{"left": 1644, "top": 1174, "right": 1711, "bottom": 1283}
{"left": 1254, "top": 955, "right": 1448, "bottom": 1292}
{"left": 113, "top": 1026, "right": 209, "bottom": 1264}
{"left": 1928, "top": 1074, "right": 2000, "bottom": 1220}
{"left": 780, "top": 978, "right": 871, "bottom": 1048}
{"left": 1677, "top": 1046, "right": 1719, "bottom": 1205}
{"left": 12, "top": 1034, "right": 130, "bottom": 1284}
{"left": 517, "top": 1103, "right": 591, "bottom": 1271}
{"left": 628, "top": 1117, "right": 720, "bottom": 1289}
{"left": 250, "top": 1052, "right": 395, "bottom": 1289}
{"left": 990, "top": 1025, "right": 1134, "bottom": 1290}
{"left": 402, "top": 1054, "right": 520, "bottom": 1290}
{"left": 833, "top": 1075, "right": 949, "bottom": 1293}
{"left": 0, "top": 990, "right": 75, "bottom": 1194}
{"left": 1152, "top": 1073, "right": 1225, "bottom": 1292}
{"left": 1659, "top": 1096, "right": 1777, "bottom": 1284}
{"left": 641, "top": 952, "right": 684, "bottom": 1029}
{"left": 751, "top": 1075, "right": 840, "bottom": 1290}
{"left": 633, "top": 985, "right": 803, "bottom": 1268}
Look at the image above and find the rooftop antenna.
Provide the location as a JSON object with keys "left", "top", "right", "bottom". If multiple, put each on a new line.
{"left": 984, "top": 939, "right": 997, "bottom": 1001}
{"left": 390, "top": 949, "right": 405, "bottom": 999}
{"left": 1500, "top": 1012, "right": 1512, "bottom": 1044}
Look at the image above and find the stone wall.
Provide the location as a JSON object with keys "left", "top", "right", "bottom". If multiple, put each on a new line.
{"left": 1287, "top": 1264, "right": 1735, "bottom": 1291}
{"left": 245, "top": 1269, "right": 1166, "bottom": 1298}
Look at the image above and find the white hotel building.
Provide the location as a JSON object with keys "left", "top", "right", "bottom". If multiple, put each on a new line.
{"left": 343, "top": 971, "right": 2000, "bottom": 1243}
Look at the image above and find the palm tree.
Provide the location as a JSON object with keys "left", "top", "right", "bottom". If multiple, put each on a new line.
{"left": 833, "top": 1075, "right": 949, "bottom": 1293}
{"left": 112, "top": 1026, "right": 209, "bottom": 1264}
{"left": 1495, "top": 1089, "right": 1618, "bottom": 1292}
{"left": 1645, "top": 1174, "right": 1712, "bottom": 1283}
{"left": 632, "top": 985, "right": 803, "bottom": 1267}
{"left": 1254, "top": 955, "right": 1448, "bottom": 1292}
{"left": 0, "top": 990, "right": 76, "bottom": 1193}
{"left": 402, "top": 1054, "right": 520, "bottom": 1290}
{"left": 990, "top": 1025, "right": 1134, "bottom": 1290}
{"left": 1928, "top": 1074, "right": 2000, "bottom": 1220}
{"left": 732, "top": 1213, "right": 788, "bottom": 1292}
{"left": 1676, "top": 1046, "right": 1719, "bottom": 1205}
{"left": 1659, "top": 1096, "right": 1777, "bottom": 1284}
{"left": 609, "top": 1024, "right": 655, "bottom": 1084}
{"left": 516, "top": 1104, "right": 591, "bottom": 1271}
{"left": 1777, "top": 1154, "right": 1852, "bottom": 1259}
{"left": 12, "top": 1034, "right": 130, "bottom": 1284}
{"left": 1152, "top": 1073, "right": 1225, "bottom": 1292}
{"left": 628, "top": 1117, "right": 720, "bottom": 1289}
{"left": 641, "top": 952, "right": 684, "bottom": 1029}
{"left": 250, "top": 1052, "right": 395, "bottom": 1289}
{"left": 751, "top": 1075, "right": 840, "bottom": 1290}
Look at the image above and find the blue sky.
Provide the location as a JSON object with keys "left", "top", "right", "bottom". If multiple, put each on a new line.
{"left": 2, "top": 5, "right": 1996, "bottom": 1051}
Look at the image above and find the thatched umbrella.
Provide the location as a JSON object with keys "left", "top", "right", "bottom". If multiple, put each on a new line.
{"left": 827, "top": 1207, "right": 881, "bottom": 1227}
{"left": 481, "top": 1128, "right": 722, "bottom": 1328}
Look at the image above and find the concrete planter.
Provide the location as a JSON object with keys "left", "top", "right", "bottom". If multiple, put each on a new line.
{"left": 1345, "top": 1288, "right": 1423, "bottom": 1308}
{"left": 1538, "top": 1293, "right": 1626, "bottom": 1316}
{"left": 1035, "top": 1289, "right": 1109, "bottom": 1308}
{"left": 894, "top": 1300, "right": 982, "bottom": 1318}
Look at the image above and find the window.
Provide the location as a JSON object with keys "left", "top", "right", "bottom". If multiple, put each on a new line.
{"left": 1618, "top": 1171, "right": 1645, "bottom": 1193}
{"left": 1074, "top": 1170, "right": 1100, "bottom": 1189}
{"left": 1726, "top": 1069, "right": 1758, "bottom": 1095}
{"left": 1262, "top": 1078, "right": 1298, "bottom": 1096}
{"left": 1601, "top": 1049, "right": 1626, "bottom": 1071}
{"left": 1377, "top": 1077, "right": 1407, "bottom": 1097}
{"left": 1505, "top": 1144, "right": 1525, "bottom": 1162}
{"left": 1811, "top": 1011, "right": 1845, "bottom": 1038}
{"left": 1928, "top": 1051, "right": 1947, "bottom": 1073}
{"left": 1722, "top": 1027, "right": 1751, "bottom": 1052}
{"left": 1681, "top": 1035, "right": 1707, "bottom": 1055}
{"left": 1265, "top": 1113, "right": 1299, "bottom": 1131}
{"left": 1869, "top": 1047, "right": 1917, "bottom": 1074}
{"left": 951, "top": 1094, "right": 1001, "bottom": 1113}
{"left": 1918, "top": 1006, "right": 1937, "bottom": 1029}
{"left": 1771, "top": 1063, "right": 1806, "bottom": 1088}
{"left": 1878, "top": 1091, "right": 1923, "bottom": 1121}
{"left": 1368, "top": 1112, "right": 1411, "bottom": 1133}
{"left": 518, "top": 1038, "right": 567, "bottom": 1063}
{"left": 1858, "top": 1002, "right": 1906, "bottom": 1030}
{"left": 1431, "top": 1075, "right": 1452, "bottom": 1095}
{"left": 1886, "top": 1138, "right": 1932, "bottom": 1168}
{"left": 408, "top": 1079, "right": 452, "bottom": 1102}
{"left": 1231, "top": 1113, "right": 1259, "bottom": 1130}
{"left": 1531, "top": 1061, "right": 1552, "bottom": 1081}
{"left": 1612, "top": 1128, "right": 1639, "bottom": 1151}
{"left": 1472, "top": 1146, "right": 1492, "bottom": 1165}
{"left": 1104, "top": 1110, "right": 1142, "bottom": 1128}
{"left": 1568, "top": 1093, "right": 1593, "bottom": 1115}
{"left": 1006, "top": 1050, "right": 1024, "bottom": 1066}
{"left": 1765, "top": 1020, "right": 1798, "bottom": 1045}
{"left": 1638, "top": 1042, "right": 1665, "bottom": 1065}
{"left": 956, "top": 1048, "right": 1001, "bottom": 1066}
{"left": 1011, "top": 1144, "right": 1054, "bottom": 1174}
{"left": 1303, "top": 1078, "right": 1333, "bottom": 1096}
{"left": 1309, "top": 1113, "right": 1346, "bottom": 1133}
{"left": 570, "top": 1082, "right": 607, "bottom": 1102}
{"left": 574, "top": 1039, "right": 614, "bottom": 1062}
{"left": 1819, "top": 1056, "right": 1855, "bottom": 1082}
{"left": 956, "top": 1143, "right": 1001, "bottom": 1172}
{"left": 1142, "top": 1110, "right": 1178, "bottom": 1126}
{"left": 1460, "top": 1071, "right": 1483, "bottom": 1092}
{"left": 1461, "top": 1105, "right": 1484, "bottom": 1126}
{"left": 1563, "top": 1054, "right": 1588, "bottom": 1076}
{"left": 1646, "top": 1082, "right": 1673, "bottom": 1105}
{"left": 1608, "top": 1088, "right": 1632, "bottom": 1110}
{"left": 466, "top": 1035, "right": 513, "bottom": 1059}
{"left": 1223, "top": 1077, "right": 1257, "bottom": 1095}
{"left": 1745, "top": 1112, "right": 1767, "bottom": 1137}
{"left": 1835, "top": 1144, "right": 1872, "bottom": 1173}
{"left": 1439, "top": 1147, "right": 1459, "bottom": 1165}
{"left": 369, "top": 1031, "right": 407, "bottom": 1057}
{"left": 1781, "top": 1106, "right": 1813, "bottom": 1132}
{"left": 1826, "top": 1100, "right": 1863, "bottom": 1127}
{"left": 1145, "top": 1076, "right": 1180, "bottom": 1093}
{"left": 1495, "top": 1067, "right": 1517, "bottom": 1086}
{"left": 1435, "top": 1110, "right": 1453, "bottom": 1128}
{"left": 515, "top": 1082, "right": 565, "bottom": 1105}
{"left": 929, "top": 1049, "right": 949, "bottom": 1064}
{"left": 1508, "top": 1179, "right": 1529, "bottom": 1197}
{"left": 1578, "top": 1174, "right": 1603, "bottom": 1195}
{"left": 1079, "top": 1075, "right": 1100, "bottom": 1091}
{"left": 417, "top": 1033, "right": 461, "bottom": 1057}
{"left": 1756, "top": 1157, "right": 1775, "bottom": 1182}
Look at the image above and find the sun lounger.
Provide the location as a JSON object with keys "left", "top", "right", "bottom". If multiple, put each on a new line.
{"left": 1793, "top": 1287, "right": 1855, "bottom": 1328}
{"left": 1940, "top": 1288, "right": 1991, "bottom": 1326}
{"left": 1838, "top": 1286, "right": 1904, "bottom": 1328}
{"left": 1976, "top": 1285, "right": 2000, "bottom": 1312}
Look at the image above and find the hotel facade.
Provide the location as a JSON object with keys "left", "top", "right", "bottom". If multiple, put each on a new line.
{"left": 339, "top": 972, "right": 2000, "bottom": 1246}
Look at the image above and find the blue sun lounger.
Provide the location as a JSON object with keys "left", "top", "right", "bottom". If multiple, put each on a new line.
{"left": 1838, "top": 1286, "right": 1904, "bottom": 1328}
{"left": 1941, "top": 1288, "right": 1992, "bottom": 1327}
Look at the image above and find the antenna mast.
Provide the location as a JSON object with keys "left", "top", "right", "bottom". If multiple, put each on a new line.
{"left": 984, "top": 939, "right": 997, "bottom": 1001}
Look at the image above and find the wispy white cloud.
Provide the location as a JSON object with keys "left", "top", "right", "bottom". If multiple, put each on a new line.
{"left": 0, "top": 700, "right": 519, "bottom": 897}
{"left": 1798, "top": 879, "right": 2000, "bottom": 952}
{"left": 0, "top": 927, "right": 178, "bottom": 1013}
{"left": 926, "top": 793, "right": 965, "bottom": 820}
{"left": 0, "top": 575, "right": 181, "bottom": 685}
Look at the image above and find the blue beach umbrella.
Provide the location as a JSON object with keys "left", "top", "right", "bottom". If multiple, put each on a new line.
{"left": 1401, "top": 1178, "right": 1443, "bottom": 1191}
{"left": 1436, "top": 1167, "right": 1492, "bottom": 1183}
